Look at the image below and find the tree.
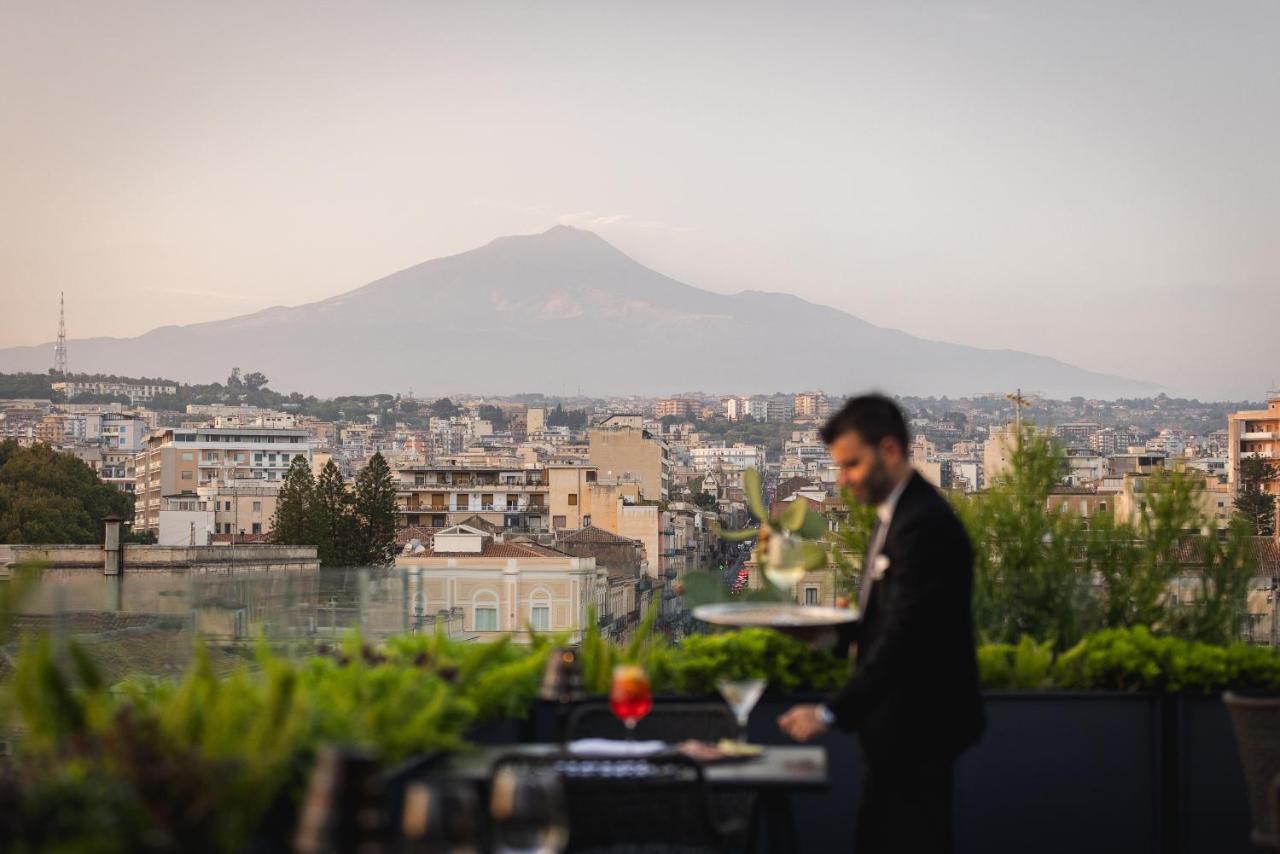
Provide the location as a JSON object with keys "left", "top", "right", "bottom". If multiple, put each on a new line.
{"left": 270, "top": 456, "right": 315, "bottom": 545}
{"left": 429, "top": 398, "right": 460, "bottom": 419}
{"left": 313, "top": 460, "right": 357, "bottom": 567}
{"left": 226, "top": 367, "right": 243, "bottom": 389}
{"left": 353, "top": 453, "right": 399, "bottom": 566}
{"left": 0, "top": 440, "right": 134, "bottom": 544}
{"left": 1234, "top": 456, "right": 1277, "bottom": 536}
{"left": 477, "top": 405, "right": 508, "bottom": 429}
{"left": 242, "top": 371, "right": 269, "bottom": 392}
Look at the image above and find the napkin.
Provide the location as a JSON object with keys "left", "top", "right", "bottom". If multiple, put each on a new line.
{"left": 566, "top": 738, "right": 666, "bottom": 756}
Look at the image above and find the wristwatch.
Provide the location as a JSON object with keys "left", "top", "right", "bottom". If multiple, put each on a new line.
{"left": 816, "top": 704, "right": 836, "bottom": 726}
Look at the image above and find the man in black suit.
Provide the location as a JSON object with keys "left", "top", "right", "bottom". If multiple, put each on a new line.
{"left": 778, "top": 394, "right": 984, "bottom": 853}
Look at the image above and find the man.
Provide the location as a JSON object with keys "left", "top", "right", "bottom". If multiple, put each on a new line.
{"left": 778, "top": 394, "right": 984, "bottom": 853}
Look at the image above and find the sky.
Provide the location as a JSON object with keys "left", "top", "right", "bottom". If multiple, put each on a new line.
{"left": 1, "top": 1, "right": 1277, "bottom": 400}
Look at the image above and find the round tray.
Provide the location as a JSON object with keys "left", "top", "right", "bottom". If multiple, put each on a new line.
{"left": 691, "top": 603, "right": 858, "bottom": 629}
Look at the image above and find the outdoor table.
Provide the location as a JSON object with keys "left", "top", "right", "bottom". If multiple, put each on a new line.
{"left": 441, "top": 743, "right": 828, "bottom": 853}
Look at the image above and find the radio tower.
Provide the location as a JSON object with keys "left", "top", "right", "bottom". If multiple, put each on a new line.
{"left": 53, "top": 292, "right": 68, "bottom": 378}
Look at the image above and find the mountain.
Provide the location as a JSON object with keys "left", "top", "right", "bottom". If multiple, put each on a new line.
{"left": 0, "top": 226, "right": 1159, "bottom": 399}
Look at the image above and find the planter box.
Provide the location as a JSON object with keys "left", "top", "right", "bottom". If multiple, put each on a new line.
{"left": 505, "top": 692, "right": 1252, "bottom": 854}
{"left": 1177, "top": 696, "right": 1252, "bottom": 854}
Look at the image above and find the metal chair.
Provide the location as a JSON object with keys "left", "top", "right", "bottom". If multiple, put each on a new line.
{"left": 1224, "top": 692, "right": 1280, "bottom": 850}
{"left": 564, "top": 702, "right": 755, "bottom": 851}
{"left": 490, "top": 751, "right": 746, "bottom": 853}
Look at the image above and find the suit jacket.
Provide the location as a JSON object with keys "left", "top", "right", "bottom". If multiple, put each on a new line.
{"left": 827, "top": 472, "right": 985, "bottom": 762}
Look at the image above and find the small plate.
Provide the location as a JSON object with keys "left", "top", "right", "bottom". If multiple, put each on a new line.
{"left": 692, "top": 603, "right": 858, "bottom": 629}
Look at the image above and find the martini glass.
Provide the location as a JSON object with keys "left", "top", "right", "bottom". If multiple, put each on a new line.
{"left": 716, "top": 677, "right": 767, "bottom": 743}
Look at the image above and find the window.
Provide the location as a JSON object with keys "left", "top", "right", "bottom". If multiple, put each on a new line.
{"left": 252, "top": 501, "right": 262, "bottom": 512}
{"left": 482, "top": 493, "right": 494, "bottom": 509}
{"left": 181, "top": 471, "right": 193, "bottom": 480}
{"left": 251, "top": 523, "right": 262, "bottom": 535}
{"left": 456, "top": 495, "right": 469, "bottom": 511}
{"left": 804, "top": 587, "right": 819, "bottom": 606}
{"left": 586, "top": 470, "right": 597, "bottom": 482}
{"left": 408, "top": 515, "right": 420, "bottom": 526}
{"left": 181, "top": 452, "right": 194, "bottom": 461}
{"left": 475, "top": 608, "right": 498, "bottom": 631}
{"left": 225, "top": 501, "right": 232, "bottom": 511}
{"left": 554, "top": 516, "right": 567, "bottom": 529}
{"left": 531, "top": 606, "right": 550, "bottom": 631}
{"left": 568, "top": 493, "right": 578, "bottom": 506}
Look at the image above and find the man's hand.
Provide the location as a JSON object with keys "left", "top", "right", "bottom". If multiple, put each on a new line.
{"left": 777, "top": 704, "right": 829, "bottom": 742}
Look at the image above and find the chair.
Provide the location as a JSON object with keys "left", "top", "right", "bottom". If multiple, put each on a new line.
{"left": 490, "top": 751, "right": 746, "bottom": 853}
{"left": 1224, "top": 692, "right": 1280, "bottom": 850}
{"left": 564, "top": 702, "right": 755, "bottom": 850}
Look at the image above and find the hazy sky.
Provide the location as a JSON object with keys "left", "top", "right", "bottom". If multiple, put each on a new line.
{"left": 2, "top": 1, "right": 1277, "bottom": 399}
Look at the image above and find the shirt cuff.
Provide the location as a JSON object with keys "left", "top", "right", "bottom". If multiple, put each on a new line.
{"left": 816, "top": 704, "right": 836, "bottom": 726}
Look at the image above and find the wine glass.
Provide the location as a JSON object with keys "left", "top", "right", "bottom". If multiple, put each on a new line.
{"left": 763, "top": 530, "right": 807, "bottom": 601}
{"left": 716, "top": 677, "right": 767, "bottom": 743}
{"left": 489, "top": 765, "right": 569, "bottom": 854}
{"left": 609, "top": 664, "right": 653, "bottom": 736}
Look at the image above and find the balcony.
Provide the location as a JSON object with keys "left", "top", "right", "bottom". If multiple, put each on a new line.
{"left": 1241, "top": 431, "right": 1278, "bottom": 441}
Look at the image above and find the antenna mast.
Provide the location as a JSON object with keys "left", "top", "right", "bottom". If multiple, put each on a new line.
{"left": 53, "top": 292, "right": 68, "bottom": 378}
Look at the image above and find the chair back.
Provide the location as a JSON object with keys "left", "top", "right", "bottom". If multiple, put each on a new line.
{"left": 490, "top": 751, "right": 736, "bottom": 852}
{"left": 1224, "top": 692, "right": 1280, "bottom": 850}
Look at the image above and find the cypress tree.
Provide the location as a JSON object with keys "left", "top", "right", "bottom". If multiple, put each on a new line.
{"left": 313, "top": 459, "right": 357, "bottom": 567}
{"left": 353, "top": 452, "right": 399, "bottom": 566}
{"left": 269, "top": 456, "right": 315, "bottom": 545}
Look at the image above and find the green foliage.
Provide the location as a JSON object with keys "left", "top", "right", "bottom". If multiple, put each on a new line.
{"left": 269, "top": 456, "right": 314, "bottom": 546}
{"left": 976, "top": 636, "right": 1056, "bottom": 690}
{"left": 1051, "top": 627, "right": 1280, "bottom": 694}
{"left": 312, "top": 460, "right": 358, "bottom": 567}
{"left": 939, "top": 427, "right": 1258, "bottom": 649}
{"left": 1234, "top": 455, "right": 1277, "bottom": 536}
{"left": 650, "top": 628, "right": 849, "bottom": 695}
{"left": 352, "top": 453, "right": 398, "bottom": 567}
{"left": 0, "top": 440, "right": 134, "bottom": 543}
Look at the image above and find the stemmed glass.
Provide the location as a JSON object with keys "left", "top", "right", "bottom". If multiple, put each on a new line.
{"left": 489, "top": 766, "right": 569, "bottom": 854}
{"left": 716, "top": 677, "right": 767, "bottom": 743}
{"left": 609, "top": 664, "right": 653, "bottom": 737}
{"left": 763, "top": 530, "right": 807, "bottom": 601}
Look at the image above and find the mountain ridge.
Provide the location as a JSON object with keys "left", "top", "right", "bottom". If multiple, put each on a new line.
{"left": 0, "top": 226, "right": 1160, "bottom": 399}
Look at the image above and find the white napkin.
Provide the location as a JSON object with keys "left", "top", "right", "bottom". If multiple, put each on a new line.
{"left": 566, "top": 738, "right": 666, "bottom": 756}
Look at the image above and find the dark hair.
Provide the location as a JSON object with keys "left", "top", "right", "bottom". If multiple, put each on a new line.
{"left": 820, "top": 394, "right": 910, "bottom": 451}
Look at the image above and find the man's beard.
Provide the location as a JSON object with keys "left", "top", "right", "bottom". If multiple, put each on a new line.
{"left": 859, "top": 454, "right": 897, "bottom": 506}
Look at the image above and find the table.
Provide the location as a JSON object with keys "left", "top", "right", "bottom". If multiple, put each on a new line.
{"left": 442, "top": 744, "right": 828, "bottom": 853}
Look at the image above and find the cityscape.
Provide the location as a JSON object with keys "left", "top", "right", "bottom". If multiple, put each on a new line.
{"left": 3, "top": 2, "right": 1279, "bottom": 851}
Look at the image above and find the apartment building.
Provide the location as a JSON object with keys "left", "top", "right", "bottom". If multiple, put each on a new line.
{"left": 133, "top": 427, "right": 311, "bottom": 531}
{"left": 794, "top": 391, "right": 832, "bottom": 420}
{"left": 588, "top": 423, "right": 670, "bottom": 500}
{"left": 157, "top": 483, "right": 279, "bottom": 544}
{"left": 53, "top": 380, "right": 177, "bottom": 403}
{"left": 1228, "top": 393, "right": 1280, "bottom": 499}
{"left": 396, "top": 463, "right": 555, "bottom": 532}
{"left": 656, "top": 398, "right": 698, "bottom": 420}
{"left": 690, "top": 444, "right": 761, "bottom": 473}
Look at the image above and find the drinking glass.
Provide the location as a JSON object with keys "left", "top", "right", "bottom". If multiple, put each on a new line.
{"left": 609, "top": 664, "right": 653, "bottom": 735}
{"left": 763, "top": 530, "right": 807, "bottom": 600}
{"left": 489, "top": 766, "right": 569, "bottom": 854}
{"left": 716, "top": 677, "right": 767, "bottom": 743}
